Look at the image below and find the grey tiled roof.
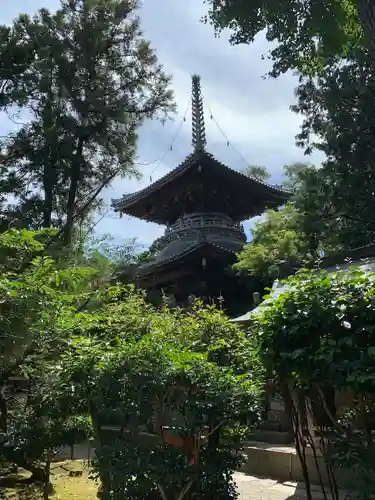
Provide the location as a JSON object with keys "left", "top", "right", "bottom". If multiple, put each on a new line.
{"left": 231, "top": 255, "right": 375, "bottom": 324}
{"left": 137, "top": 240, "right": 239, "bottom": 277}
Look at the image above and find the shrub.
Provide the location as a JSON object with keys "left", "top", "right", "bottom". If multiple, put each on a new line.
{"left": 63, "top": 297, "right": 262, "bottom": 499}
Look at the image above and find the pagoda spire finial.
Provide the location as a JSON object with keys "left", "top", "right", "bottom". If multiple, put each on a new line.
{"left": 191, "top": 75, "right": 206, "bottom": 152}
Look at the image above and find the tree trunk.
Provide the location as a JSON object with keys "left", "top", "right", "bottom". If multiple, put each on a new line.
{"left": 43, "top": 451, "right": 52, "bottom": 500}
{"left": 43, "top": 171, "right": 54, "bottom": 228}
{"left": 88, "top": 398, "right": 110, "bottom": 498}
{"left": 63, "top": 137, "right": 84, "bottom": 246}
{"left": 0, "top": 385, "right": 7, "bottom": 433}
{"left": 207, "top": 422, "right": 221, "bottom": 449}
{"left": 41, "top": 78, "right": 57, "bottom": 229}
{"left": 357, "top": 0, "right": 375, "bottom": 66}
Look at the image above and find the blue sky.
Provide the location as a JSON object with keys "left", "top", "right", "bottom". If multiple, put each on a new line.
{"left": 0, "top": 0, "right": 325, "bottom": 249}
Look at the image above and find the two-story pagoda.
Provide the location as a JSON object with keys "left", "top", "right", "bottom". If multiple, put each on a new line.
{"left": 112, "top": 75, "right": 290, "bottom": 314}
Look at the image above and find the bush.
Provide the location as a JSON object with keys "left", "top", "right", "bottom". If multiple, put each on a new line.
{"left": 254, "top": 266, "right": 375, "bottom": 499}
{"left": 63, "top": 297, "right": 262, "bottom": 500}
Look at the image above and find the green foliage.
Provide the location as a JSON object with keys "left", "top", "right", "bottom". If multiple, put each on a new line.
{"left": 234, "top": 158, "right": 364, "bottom": 282}
{"left": 0, "top": 0, "right": 174, "bottom": 239}
{"left": 0, "top": 229, "right": 263, "bottom": 497}
{"left": 292, "top": 56, "right": 375, "bottom": 245}
{"left": 234, "top": 163, "right": 327, "bottom": 282}
{"left": 330, "top": 407, "right": 375, "bottom": 497}
{"left": 72, "top": 291, "right": 264, "bottom": 382}
{"left": 282, "top": 162, "right": 362, "bottom": 252}
{"left": 76, "top": 347, "right": 256, "bottom": 499}
{"left": 281, "top": 162, "right": 316, "bottom": 191}
{"left": 8, "top": 409, "right": 91, "bottom": 464}
{"left": 131, "top": 236, "right": 165, "bottom": 266}
{"left": 234, "top": 203, "right": 312, "bottom": 281}
{"left": 204, "top": 0, "right": 363, "bottom": 77}
{"left": 0, "top": 229, "right": 96, "bottom": 376}
{"left": 81, "top": 235, "right": 141, "bottom": 286}
{"left": 62, "top": 295, "right": 262, "bottom": 499}
{"left": 0, "top": 229, "right": 103, "bottom": 479}
{"left": 204, "top": 0, "right": 375, "bottom": 246}
{"left": 254, "top": 267, "right": 375, "bottom": 388}
{"left": 242, "top": 165, "right": 270, "bottom": 182}
{"left": 253, "top": 266, "right": 375, "bottom": 495}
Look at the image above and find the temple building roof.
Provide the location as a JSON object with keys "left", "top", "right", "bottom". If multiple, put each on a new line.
{"left": 232, "top": 243, "right": 375, "bottom": 325}
{"left": 112, "top": 75, "right": 291, "bottom": 225}
{"left": 112, "top": 150, "right": 290, "bottom": 225}
{"left": 137, "top": 240, "right": 239, "bottom": 277}
{"left": 114, "top": 75, "right": 292, "bottom": 293}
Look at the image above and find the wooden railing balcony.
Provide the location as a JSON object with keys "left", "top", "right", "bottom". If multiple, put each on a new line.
{"left": 154, "top": 212, "right": 246, "bottom": 252}
{"left": 164, "top": 212, "right": 244, "bottom": 235}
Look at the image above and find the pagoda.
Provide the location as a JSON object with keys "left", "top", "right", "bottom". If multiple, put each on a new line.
{"left": 112, "top": 76, "right": 290, "bottom": 314}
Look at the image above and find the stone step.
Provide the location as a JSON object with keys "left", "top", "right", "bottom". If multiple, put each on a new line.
{"left": 258, "top": 421, "right": 290, "bottom": 432}
{"left": 250, "top": 429, "right": 293, "bottom": 445}
{"left": 258, "top": 421, "right": 282, "bottom": 431}
{"left": 269, "top": 400, "right": 285, "bottom": 412}
{"left": 266, "top": 409, "right": 289, "bottom": 424}
{"left": 241, "top": 441, "right": 357, "bottom": 489}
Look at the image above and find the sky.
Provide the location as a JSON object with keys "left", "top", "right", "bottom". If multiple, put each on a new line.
{"left": 0, "top": 0, "right": 325, "bottom": 249}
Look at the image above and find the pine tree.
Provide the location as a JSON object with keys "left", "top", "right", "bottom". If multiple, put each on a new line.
{"left": 0, "top": 0, "right": 174, "bottom": 243}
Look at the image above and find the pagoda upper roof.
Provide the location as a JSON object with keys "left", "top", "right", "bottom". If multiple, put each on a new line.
{"left": 112, "top": 150, "right": 290, "bottom": 225}
{"left": 112, "top": 75, "right": 291, "bottom": 225}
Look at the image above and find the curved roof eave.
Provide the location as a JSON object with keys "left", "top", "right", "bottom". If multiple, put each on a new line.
{"left": 111, "top": 151, "right": 291, "bottom": 212}
{"left": 136, "top": 240, "right": 238, "bottom": 277}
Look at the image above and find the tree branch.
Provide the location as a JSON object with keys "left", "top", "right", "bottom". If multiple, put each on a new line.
{"left": 156, "top": 484, "right": 168, "bottom": 500}
{"left": 177, "top": 479, "right": 194, "bottom": 500}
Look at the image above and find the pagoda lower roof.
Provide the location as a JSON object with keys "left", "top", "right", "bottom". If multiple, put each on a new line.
{"left": 136, "top": 240, "right": 239, "bottom": 278}
{"left": 112, "top": 150, "right": 291, "bottom": 225}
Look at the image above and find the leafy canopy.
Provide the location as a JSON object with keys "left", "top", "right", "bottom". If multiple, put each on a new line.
{"left": 252, "top": 266, "right": 375, "bottom": 496}
{"left": 0, "top": 228, "right": 104, "bottom": 479}
{"left": 204, "top": 0, "right": 363, "bottom": 77}
{"left": 0, "top": 228, "right": 98, "bottom": 381}
{"left": 254, "top": 266, "right": 375, "bottom": 392}
{"left": 0, "top": 0, "right": 174, "bottom": 239}
{"left": 233, "top": 156, "right": 368, "bottom": 283}
{"left": 234, "top": 203, "right": 311, "bottom": 281}
{"left": 292, "top": 53, "right": 375, "bottom": 241}
{"left": 61, "top": 295, "right": 262, "bottom": 500}
{"left": 242, "top": 165, "right": 270, "bottom": 182}
{"left": 204, "top": 0, "right": 375, "bottom": 244}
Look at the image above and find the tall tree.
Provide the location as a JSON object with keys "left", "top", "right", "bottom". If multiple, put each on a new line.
{"left": 0, "top": 0, "right": 174, "bottom": 243}
{"left": 291, "top": 55, "right": 375, "bottom": 247}
{"left": 234, "top": 161, "right": 356, "bottom": 282}
{"left": 204, "top": 0, "right": 375, "bottom": 247}
{"left": 280, "top": 162, "right": 316, "bottom": 191}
